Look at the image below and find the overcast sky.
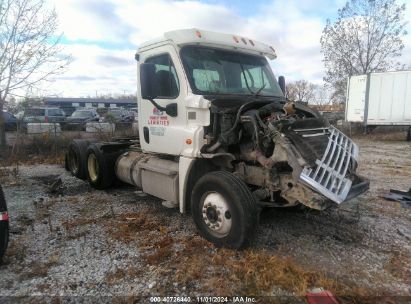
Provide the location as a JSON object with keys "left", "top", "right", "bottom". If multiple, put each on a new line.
{"left": 41, "top": 0, "right": 411, "bottom": 97}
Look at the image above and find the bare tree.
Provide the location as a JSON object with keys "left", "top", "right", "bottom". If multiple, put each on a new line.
{"left": 0, "top": 0, "right": 71, "bottom": 148}
{"left": 310, "top": 85, "right": 334, "bottom": 111}
{"left": 320, "top": 0, "right": 407, "bottom": 102}
{"left": 286, "top": 80, "right": 318, "bottom": 103}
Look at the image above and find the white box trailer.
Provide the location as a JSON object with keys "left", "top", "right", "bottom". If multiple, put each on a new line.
{"left": 345, "top": 71, "right": 411, "bottom": 126}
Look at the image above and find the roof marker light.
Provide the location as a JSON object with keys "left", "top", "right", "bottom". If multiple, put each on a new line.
{"left": 269, "top": 46, "right": 276, "bottom": 52}
{"left": 233, "top": 36, "right": 239, "bottom": 43}
{"left": 195, "top": 30, "right": 202, "bottom": 38}
{"left": 241, "top": 38, "right": 247, "bottom": 44}
{"left": 249, "top": 40, "right": 254, "bottom": 46}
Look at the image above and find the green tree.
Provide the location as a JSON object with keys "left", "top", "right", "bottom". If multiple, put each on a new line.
{"left": 320, "top": 0, "right": 407, "bottom": 102}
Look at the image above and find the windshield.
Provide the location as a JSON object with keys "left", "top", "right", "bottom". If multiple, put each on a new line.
{"left": 72, "top": 110, "right": 91, "bottom": 118}
{"left": 181, "top": 46, "right": 284, "bottom": 97}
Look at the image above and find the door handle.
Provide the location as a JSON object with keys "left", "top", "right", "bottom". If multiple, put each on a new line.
{"left": 143, "top": 126, "right": 150, "bottom": 144}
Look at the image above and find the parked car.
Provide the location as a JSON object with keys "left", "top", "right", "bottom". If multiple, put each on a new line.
{"left": 130, "top": 107, "right": 139, "bottom": 122}
{"left": 0, "top": 184, "right": 9, "bottom": 264}
{"left": 66, "top": 109, "right": 100, "bottom": 130}
{"left": 66, "top": 109, "right": 100, "bottom": 123}
{"left": 1, "top": 111, "right": 18, "bottom": 131}
{"left": 23, "top": 107, "right": 66, "bottom": 124}
{"left": 102, "top": 108, "right": 134, "bottom": 123}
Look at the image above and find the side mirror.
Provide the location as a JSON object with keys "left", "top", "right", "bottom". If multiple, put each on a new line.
{"left": 278, "top": 76, "right": 286, "bottom": 95}
{"left": 140, "top": 63, "right": 157, "bottom": 99}
{"left": 165, "top": 103, "right": 178, "bottom": 117}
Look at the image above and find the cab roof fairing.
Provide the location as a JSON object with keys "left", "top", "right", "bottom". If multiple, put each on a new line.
{"left": 137, "top": 28, "right": 277, "bottom": 60}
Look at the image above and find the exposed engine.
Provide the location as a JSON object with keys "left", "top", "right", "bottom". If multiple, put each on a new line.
{"left": 203, "top": 98, "right": 368, "bottom": 210}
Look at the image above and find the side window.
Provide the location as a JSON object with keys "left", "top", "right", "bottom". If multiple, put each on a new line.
{"left": 49, "top": 109, "right": 63, "bottom": 116}
{"left": 145, "top": 54, "right": 179, "bottom": 98}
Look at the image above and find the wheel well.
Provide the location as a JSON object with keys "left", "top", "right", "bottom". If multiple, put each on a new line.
{"left": 184, "top": 159, "right": 218, "bottom": 214}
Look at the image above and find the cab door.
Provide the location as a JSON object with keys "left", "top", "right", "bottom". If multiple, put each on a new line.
{"left": 138, "top": 45, "right": 188, "bottom": 155}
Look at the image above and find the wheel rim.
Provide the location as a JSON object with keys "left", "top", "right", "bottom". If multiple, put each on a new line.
{"left": 68, "top": 149, "right": 79, "bottom": 174}
{"left": 87, "top": 153, "right": 99, "bottom": 182}
{"left": 201, "top": 192, "right": 232, "bottom": 237}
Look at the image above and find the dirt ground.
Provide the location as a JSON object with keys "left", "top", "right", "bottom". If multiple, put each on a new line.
{"left": 0, "top": 137, "right": 410, "bottom": 303}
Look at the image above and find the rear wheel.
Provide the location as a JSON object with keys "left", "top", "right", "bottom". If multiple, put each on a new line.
{"left": 0, "top": 185, "right": 9, "bottom": 264}
{"left": 191, "top": 171, "right": 259, "bottom": 249}
{"left": 86, "top": 143, "right": 124, "bottom": 190}
{"left": 87, "top": 153, "right": 99, "bottom": 183}
{"left": 67, "top": 139, "right": 96, "bottom": 179}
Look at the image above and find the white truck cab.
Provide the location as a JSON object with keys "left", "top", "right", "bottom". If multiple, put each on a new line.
{"left": 67, "top": 29, "right": 369, "bottom": 248}
{"left": 137, "top": 29, "right": 278, "bottom": 157}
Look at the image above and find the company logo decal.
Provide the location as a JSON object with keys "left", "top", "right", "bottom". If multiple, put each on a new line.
{"left": 148, "top": 107, "right": 169, "bottom": 126}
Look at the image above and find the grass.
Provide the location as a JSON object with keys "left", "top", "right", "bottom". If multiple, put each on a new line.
{"left": 65, "top": 230, "right": 88, "bottom": 240}
{"left": 33, "top": 197, "right": 61, "bottom": 225}
{"left": 3, "top": 236, "right": 28, "bottom": 266}
{"left": 20, "top": 255, "right": 60, "bottom": 279}
{"left": 104, "top": 211, "right": 166, "bottom": 244}
{"left": 0, "top": 166, "right": 23, "bottom": 187}
{"left": 62, "top": 218, "right": 97, "bottom": 230}
{"left": 384, "top": 250, "right": 411, "bottom": 283}
{"left": 105, "top": 267, "right": 141, "bottom": 286}
{"left": 2, "top": 154, "right": 65, "bottom": 167}
{"left": 141, "top": 235, "right": 174, "bottom": 265}
{"left": 167, "top": 237, "right": 376, "bottom": 303}
{"left": 352, "top": 130, "right": 409, "bottom": 142}
{"left": 91, "top": 207, "right": 378, "bottom": 301}
{"left": 105, "top": 268, "right": 127, "bottom": 285}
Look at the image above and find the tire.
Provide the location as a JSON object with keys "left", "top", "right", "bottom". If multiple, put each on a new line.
{"left": 85, "top": 143, "right": 123, "bottom": 190}
{"left": 64, "top": 152, "right": 70, "bottom": 171}
{"left": 191, "top": 171, "right": 259, "bottom": 249}
{"left": 0, "top": 185, "right": 9, "bottom": 264}
{"left": 67, "top": 139, "right": 97, "bottom": 179}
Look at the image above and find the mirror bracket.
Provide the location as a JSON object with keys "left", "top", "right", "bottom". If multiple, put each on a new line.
{"left": 148, "top": 99, "right": 178, "bottom": 117}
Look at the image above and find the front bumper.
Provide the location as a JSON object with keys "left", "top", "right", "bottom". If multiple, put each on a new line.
{"left": 298, "top": 126, "right": 368, "bottom": 204}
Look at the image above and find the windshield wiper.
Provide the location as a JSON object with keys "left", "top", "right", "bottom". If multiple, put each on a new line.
{"left": 240, "top": 63, "right": 266, "bottom": 96}
{"left": 239, "top": 63, "right": 256, "bottom": 95}
{"left": 254, "top": 83, "right": 266, "bottom": 96}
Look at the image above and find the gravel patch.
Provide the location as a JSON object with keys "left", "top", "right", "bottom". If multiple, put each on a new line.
{"left": 0, "top": 139, "right": 410, "bottom": 301}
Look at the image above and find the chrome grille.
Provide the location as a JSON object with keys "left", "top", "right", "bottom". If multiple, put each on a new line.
{"left": 299, "top": 126, "right": 359, "bottom": 204}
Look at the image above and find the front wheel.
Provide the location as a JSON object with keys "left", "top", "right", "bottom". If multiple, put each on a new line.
{"left": 191, "top": 171, "right": 259, "bottom": 249}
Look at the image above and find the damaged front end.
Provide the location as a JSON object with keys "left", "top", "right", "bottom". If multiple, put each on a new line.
{"left": 272, "top": 121, "right": 369, "bottom": 209}
{"left": 203, "top": 98, "right": 369, "bottom": 210}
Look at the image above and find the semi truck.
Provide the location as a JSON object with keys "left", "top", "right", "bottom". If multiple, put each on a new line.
{"left": 66, "top": 29, "right": 369, "bottom": 248}
{"left": 345, "top": 70, "right": 411, "bottom": 139}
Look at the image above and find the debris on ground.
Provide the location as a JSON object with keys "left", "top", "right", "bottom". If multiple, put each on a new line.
{"left": 47, "top": 177, "right": 64, "bottom": 194}
{"left": 382, "top": 188, "right": 411, "bottom": 208}
{"left": 306, "top": 288, "right": 339, "bottom": 304}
